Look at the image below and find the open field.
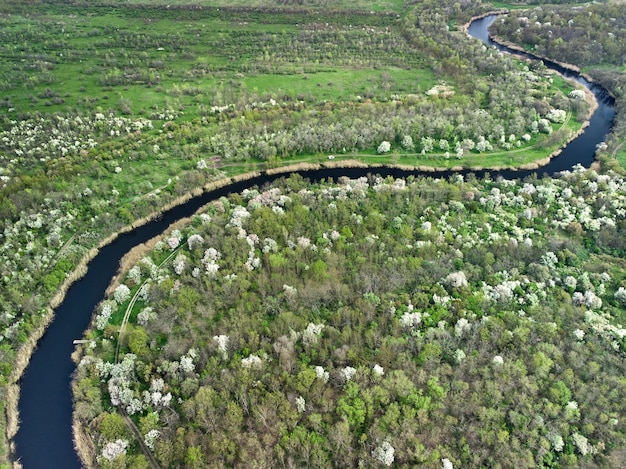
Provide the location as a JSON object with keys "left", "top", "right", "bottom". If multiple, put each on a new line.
{"left": 122, "top": 0, "right": 408, "bottom": 12}
{"left": 0, "top": 1, "right": 588, "bottom": 223}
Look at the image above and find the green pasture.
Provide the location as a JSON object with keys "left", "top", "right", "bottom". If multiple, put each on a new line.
{"left": 0, "top": 0, "right": 592, "bottom": 184}
{"left": 122, "top": 0, "right": 408, "bottom": 13}
{"left": 240, "top": 68, "right": 435, "bottom": 102}
{"left": 0, "top": 5, "right": 418, "bottom": 116}
{"left": 487, "top": 1, "right": 533, "bottom": 10}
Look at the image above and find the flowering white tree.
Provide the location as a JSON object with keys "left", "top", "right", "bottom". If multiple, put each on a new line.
{"left": 203, "top": 248, "right": 221, "bottom": 277}
{"left": 372, "top": 440, "right": 395, "bottom": 466}
{"left": 572, "top": 432, "right": 596, "bottom": 456}
{"left": 377, "top": 141, "right": 391, "bottom": 154}
{"left": 546, "top": 108, "right": 566, "bottom": 123}
{"left": 315, "top": 366, "right": 329, "bottom": 383}
{"left": 101, "top": 439, "right": 128, "bottom": 461}
{"left": 213, "top": 334, "right": 229, "bottom": 359}
{"left": 569, "top": 89, "right": 586, "bottom": 100}
{"left": 167, "top": 236, "right": 180, "bottom": 250}
{"left": 400, "top": 311, "right": 422, "bottom": 330}
{"left": 137, "top": 306, "right": 156, "bottom": 326}
{"left": 538, "top": 118, "right": 552, "bottom": 134}
{"left": 283, "top": 284, "right": 297, "bottom": 301}
{"left": 179, "top": 354, "right": 195, "bottom": 373}
{"left": 401, "top": 135, "right": 414, "bottom": 150}
{"left": 144, "top": 430, "right": 160, "bottom": 451}
{"left": 302, "top": 323, "right": 324, "bottom": 346}
{"left": 296, "top": 395, "right": 306, "bottom": 413}
{"left": 421, "top": 136, "right": 435, "bottom": 153}
{"left": 614, "top": 287, "right": 626, "bottom": 304}
{"left": 241, "top": 354, "right": 263, "bottom": 369}
{"left": 564, "top": 276, "right": 577, "bottom": 289}
{"left": 172, "top": 253, "right": 187, "bottom": 275}
{"left": 95, "top": 302, "right": 115, "bottom": 330}
{"left": 441, "top": 458, "right": 454, "bottom": 469}
{"left": 150, "top": 378, "right": 164, "bottom": 393}
{"left": 127, "top": 266, "right": 141, "bottom": 285}
{"left": 444, "top": 271, "right": 468, "bottom": 288}
{"left": 454, "top": 318, "right": 471, "bottom": 337}
{"left": 547, "top": 430, "right": 564, "bottom": 452}
{"left": 342, "top": 366, "right": 357, "bottom": 382}
{"left": 114, "top": 284, "right": 131, "bottom": 304}
{"left": 455, "top": 142, "right": 464, "bottom": 159}
{"left": 187, "top": 233, "right": 204, "bottom": 250}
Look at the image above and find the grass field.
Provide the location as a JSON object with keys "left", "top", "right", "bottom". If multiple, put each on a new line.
{"left": 0, "top": 0, "right": 587, "bottom": 195}
{"left": 0, "top": 4, "right": 422, "bottom": 117}
{"left": 123, "top": 0, "right": 408, "bottom": 13}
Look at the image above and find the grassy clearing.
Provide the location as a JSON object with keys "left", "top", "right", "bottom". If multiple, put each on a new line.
{"left": 0, "top": 1, "right": 591, "bottom": 204}
{"left": 613, "top": 141, "right": 626, "bottom": 168}
{"left": 122, "top": 0, "right": 408, "bottom": 13}
{"left": 240, "top": 68, "right": 435, "bottom": 102}
{"left": 1, "top": 6, "right": 418, "bottom": 116}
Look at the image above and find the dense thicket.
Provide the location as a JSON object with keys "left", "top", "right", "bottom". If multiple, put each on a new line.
{"left": 490, "top": 4, "right": 626, "bottom": 67}
{"left": 75, "top": 170, "right": 626, "bottom": 468}
{"left": 490, "top": 3, "right": 626, "bottom": 170}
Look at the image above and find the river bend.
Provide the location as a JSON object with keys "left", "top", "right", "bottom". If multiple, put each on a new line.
{"left": 13, "top": 13, "right": 615, "bottom": 468}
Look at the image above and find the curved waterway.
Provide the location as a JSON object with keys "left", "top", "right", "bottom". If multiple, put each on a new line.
{"left": 13, "top": 13, "right": 615, "bottom": 468}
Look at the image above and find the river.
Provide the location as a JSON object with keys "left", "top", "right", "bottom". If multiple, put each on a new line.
{"left": 13, "top": 13, "right": 615, "bottom": 468}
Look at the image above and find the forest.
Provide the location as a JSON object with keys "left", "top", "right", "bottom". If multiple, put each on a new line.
{"left": 0, "top": 0, "right": 624, "bottom": 467}
{"left": 75, "top": 170, "right": 626, "bottom": 468}
{"left": 490, "top": 2, "right": 626, "bottom": 169}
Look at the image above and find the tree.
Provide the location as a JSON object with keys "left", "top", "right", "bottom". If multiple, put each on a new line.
{"left": 100, "top": 413, "right": 132, "bottom": 442}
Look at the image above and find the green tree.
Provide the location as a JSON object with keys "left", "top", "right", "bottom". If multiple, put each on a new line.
{"left": 99, "top": 412, "right": 132, "bottom": 441}
{"left": 337, "top": 382, "right": 367, "bottom": 434}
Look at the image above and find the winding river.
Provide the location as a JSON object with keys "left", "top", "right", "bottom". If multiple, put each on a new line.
{"left": 13, "top": 14, "right": 615, "bottom": 468}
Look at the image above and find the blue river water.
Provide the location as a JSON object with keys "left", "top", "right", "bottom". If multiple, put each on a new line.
{"left": 13, "top": 14, "right": 615, "bottom": 468}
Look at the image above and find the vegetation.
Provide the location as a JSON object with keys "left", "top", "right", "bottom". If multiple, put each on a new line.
{"left": 75, "top": 170, "right": 626, "bottom": 468}
{"left": 490, "top": 1, "right": 626, "bottom": 167}
{"left": 490, "top": 3, "right": 626, "bottom": 66}
{"left": 0, "top": 0, "right": 623, "bottom": 466}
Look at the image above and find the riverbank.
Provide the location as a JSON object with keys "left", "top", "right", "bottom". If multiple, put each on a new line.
{"left": 463, "top": 12, "right": 602, "bottom": 170}
{"left": 5, "top": 172, "right": 260, "bottom": 467}
{"left": 9, "top": 11, "right": 617, "bottom": 468}
{"left": 70, "top": 157, "right": 626, "bottom": 467}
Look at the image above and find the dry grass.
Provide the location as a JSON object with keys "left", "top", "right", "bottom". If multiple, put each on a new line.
{"left": 73, "top": 419, "right": 97, "bottom": 469}
{"left": 5, "top": 385, "right": 19, "bottom": 443}
{"left": 265, "top": 163, "right": 320, "bottom": 175}
{"left": 321, "top": 159, "right": 369, "bottom": 169}
{"left": 230, "top": 171, "right": 262, "bottom": 182}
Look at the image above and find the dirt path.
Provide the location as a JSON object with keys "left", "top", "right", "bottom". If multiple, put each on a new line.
{"left": 113, "top": 247, "right": 181, "bottom": 468}
{"left": 114, "top": 246, "right": 182, "bottom": 363}
{"left": 119, "top": 407, "right": 161, "bottom": 469}
{"left": 612, "top": 140, "right": 625, "bottom": 159}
